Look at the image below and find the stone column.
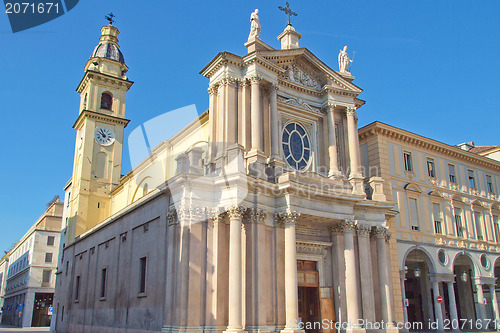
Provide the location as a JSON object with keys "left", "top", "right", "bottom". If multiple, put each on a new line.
{"left": 346, "top": 107, "right": 361, "bottom": 177}
{"left": 474, "top": 279, "right": 487, "bottom": 325}
{"left": 326, "top": 104, "right": 341, "bottom": 178}
{"left": 340, "top": 220, "right": 362, "bottom": 327}
{"left": 279, "top": 211, "right": 303, "bottom": 333}
{"left": 208, "top": 84, "right": 218, "bottom": 162}
{"left": 225, "top": 206, "right": 246, "bottom": 333}
{"left": 270, "top": 83, "right": 280, "bottom": 159}
{"left": 356, "top": 224, "right": 375, "bottom": 322}
{"left": 250, "top": 76, "right": 262, "bottom": 151}
{"left": 346, "top": 107, "right": 364, "bottom": 195}
{"left": 432, "top": 281, "right": 444, "bottom": 332}
{"left": 373, "top": 226, "right": 394, "bottom": 325}
{"left": 447, "top": 282, "right": 459, "bottom": 329}
{"left": 488, "top": 284, "right": 500, "bottom": 329}
{"left": 224, "top": 77, "right": 238, "bottom": 144}
{"left": 400, "top": 270, "right": 409, "bottom": 333}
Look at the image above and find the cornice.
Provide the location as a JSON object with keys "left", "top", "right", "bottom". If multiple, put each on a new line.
{"left": 76, "top": 70, "right": 133, "bottom": 93}
{"left": 359, "top": 122, "right": 500, "bottom": 173}
{"left": 72, "top": 110, "right": 130, "bottom": 130}
{"left": 199, "top": 52, "right": 244, "bottom": 78}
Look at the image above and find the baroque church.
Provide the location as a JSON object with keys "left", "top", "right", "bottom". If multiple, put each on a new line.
{"left": 53, "top": 7, "right": 398, "bottom": 333}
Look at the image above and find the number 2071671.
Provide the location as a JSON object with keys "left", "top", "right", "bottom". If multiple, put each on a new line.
{"left": 5, "top": 2, "right": 59, "bottom": 14}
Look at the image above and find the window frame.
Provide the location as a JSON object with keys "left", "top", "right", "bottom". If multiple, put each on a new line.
{"left": 468, "top": 169, "right": 476, "bottom": 189}
{"left": 75, "top": 275, "right": 81, "bottom": 302}
{"left": 427, "top": 158, "right": 436, "bottom": 178}
{"left": 454, "top": 208, "right": 464, "bottom": 238}
{"left": 47, "top": 236, "right": 55, "bottom": 246}
{"left": 448, "top": 164, "right": 457, "bottom": 184}
{"left": 138, "top": 256, "right": 147, "bottom": 296}
{"left": 100, "top": 267, "right": 107, "bottom": 300}
{"left": 486, "top": 175, "right": 494, "bottom": 194}
{"left": 432, "top": 203, "right": 443, "bottom": 235}
{"left": 100, "top": 92, "right": 113, "bottom": 110}
{"left": 45, "top": 252, "right": 53, "bottom": 263}
{"left": 42, "top": 269, "right": 51, "bottom": 283}
{"left": 403, "top": 151, "right": 413, "bottom": 172}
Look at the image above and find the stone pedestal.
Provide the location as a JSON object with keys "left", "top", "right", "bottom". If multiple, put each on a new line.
{"left": 277, "top": 25, "right": 302, "bottom": 50}
{"left": 246, "top": 149, "right": 267, "bottom": 179}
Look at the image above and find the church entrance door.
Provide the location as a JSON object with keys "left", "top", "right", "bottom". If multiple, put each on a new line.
{"left": 297, "top": 260, "right": 320, "bottom": 333}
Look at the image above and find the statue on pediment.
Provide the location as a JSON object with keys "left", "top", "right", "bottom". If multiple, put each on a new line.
{"left": 249, "top": 9, "right": 261, "bottom": 39}
{"left": 338, "top": 45, "right": 353, "bottom": 73}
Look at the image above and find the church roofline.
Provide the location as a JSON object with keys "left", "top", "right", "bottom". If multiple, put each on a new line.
{"left": 112, "top": 109, "right": 209, "bottom": 193}
{"left": 359, "top": 121, "right": 500, "bottom": 172}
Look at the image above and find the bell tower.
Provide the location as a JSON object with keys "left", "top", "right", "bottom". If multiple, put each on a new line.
{"left": 66, "top": 22, "right": 133, "bottom": 243}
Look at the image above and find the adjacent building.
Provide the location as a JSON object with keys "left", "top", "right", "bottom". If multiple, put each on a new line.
{"left": 1, "top": 200, "right": 63, "bottom": 327}
{"left": 0, "top": 255, "right": 9, "bottom": 322}
{"left": 359, "top": 122, "right": 500, "bottom": 331}
{"left": 52, "top": 12, "right": 398, "bottom": 333}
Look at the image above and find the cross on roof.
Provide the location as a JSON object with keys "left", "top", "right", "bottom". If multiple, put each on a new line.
{"left": 278, "top": 2, "right": 298, "bottom": 26}
{"left": 105, "top": 12, "right": 115, "bottom": 25}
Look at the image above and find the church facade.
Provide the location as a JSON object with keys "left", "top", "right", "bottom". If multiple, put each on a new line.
{"left": 52, "top": 10, "right": 398, "bottom": 333}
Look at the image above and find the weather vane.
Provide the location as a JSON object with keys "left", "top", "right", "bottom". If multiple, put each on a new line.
{"left": 278, "top": 2, "right": 298, "bottom": 26}
{"left": 105, "top": 12, "right": 115, "bottom": 25}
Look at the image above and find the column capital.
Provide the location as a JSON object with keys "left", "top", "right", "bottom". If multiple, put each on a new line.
{"left": 248, "top": 74, "right": 262, "bottom": 84}
{"left": 226, "top": 205, "right": 247, "bottom": 220}
{"left": 346, "top": 106, "right": 357, "bottom": 116}
{"left": 356, "top": 224, "right": 372, "bottom": 237}
{"left": 271, "top": 82, "right": 280, "bottom": 91}
{"left": 245, "top": 208, "right": 267, "bottom": 224}
{"left": 276, "top": 210, "right": 300, "bottom": 226}
{"left": 167, "top": 209, "right": 178, "bottom": 225}
{"left": 373, "top": 226, "right": 389, "bottom": 240}
{"left": 339, "top": 220, "right": 357, "bottom": 233}
{"left": 208, "top": 84, "right": 219, "bottom": 95}
{"left": 219, "top": 76, "right": 240, "bottom": 87}
{"left": 324, "top": 102, "right": 338, "bottom": 113}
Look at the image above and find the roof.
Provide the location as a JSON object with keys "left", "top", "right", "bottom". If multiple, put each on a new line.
{"left": 469, "top": 145, "right": 500, "bottom": 155}
{"left": 91, "top": 42, "right": 125, "bottom": 65}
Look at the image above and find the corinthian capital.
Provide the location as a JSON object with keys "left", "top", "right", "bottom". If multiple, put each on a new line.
{"left": 246, "top": 208, "right": 267, "bottom": 224}
{"left": 208, "top": 84, "right": 218, "bottom": 95}
{"left": 248, "top": 74, "right": 262, "bottom": 84}
{"left": 356, "top": 224, "right": 372, "bottom": 237}
{"left": 276, "top": 210, "right": 300, "bottom": 226}
{"left": 324, "top": 103, "right": 337, "bottom": 113}
{"left": 226, "top": 205, "right": 247, "bottom": 220}
{"left": 346, "top": 106, "right": 357, "bottom": 117}
{"left": 373, "top": 226, "right": 389, "bottom": 240}
{"left": 339, "top": 220, "right": 357, "bottom": 233}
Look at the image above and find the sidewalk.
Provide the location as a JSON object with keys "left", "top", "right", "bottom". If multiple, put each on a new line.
{"left": 0, "top": 324, "right": 49, "bottom": 332}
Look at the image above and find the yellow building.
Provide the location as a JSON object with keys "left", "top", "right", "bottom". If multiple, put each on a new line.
{"left": 53, "top": 10, "right": 398, "bottom": 333}
{"left": 359, "top": 122, "right": 500, "bottom": 331}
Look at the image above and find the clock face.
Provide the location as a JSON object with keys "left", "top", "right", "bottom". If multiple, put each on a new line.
{"left": 94, "top": 127, "right": 116, "bottom": 146}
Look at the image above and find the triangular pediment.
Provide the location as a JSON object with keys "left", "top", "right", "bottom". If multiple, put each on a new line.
{"left": 260, "top": 48, "right": 363, "bottom": 95}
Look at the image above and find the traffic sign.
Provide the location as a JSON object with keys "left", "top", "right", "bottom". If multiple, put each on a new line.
{"left": 437, "top": 296, "right": 443, "bottom": 303}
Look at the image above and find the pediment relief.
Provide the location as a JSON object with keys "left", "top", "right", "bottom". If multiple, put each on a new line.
{"left": 404, "top": 183, "right": 422, "bottom": 193}
{"left": 279, "top": 63, "right": 323, "bottom": 90}
{"left": 428, "top": 189, "right": 444, "bottom": 198}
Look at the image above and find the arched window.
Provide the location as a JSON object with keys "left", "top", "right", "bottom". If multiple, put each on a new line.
{"left": 100, "top": 92, "right": 113, "bottom": 110}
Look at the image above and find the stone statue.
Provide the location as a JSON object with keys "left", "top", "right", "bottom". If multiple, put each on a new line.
{"left": 249, "top": 9, "right": 261, "bottom": 39}
{"left": 338, "top": 45, "right": 353, "bottom": 73}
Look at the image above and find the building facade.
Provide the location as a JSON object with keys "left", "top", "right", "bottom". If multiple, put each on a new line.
{"left": 0, "top": 255, "right": 9, "bottom": 322}
{"left": 359, "top": 122, "right": 500, "bottom": 331}
{"left": 52, "top": 12, "right": 399, "bottom": 333}
{"left": 1, "top": 200, "right": 62, "bottom": 327}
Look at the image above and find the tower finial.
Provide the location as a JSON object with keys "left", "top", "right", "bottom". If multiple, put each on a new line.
{"left": 278, "top": 2, "right": 297, "bottom": 26}
{"left": 105, "top": 12, "right": 115, "bottom": 25}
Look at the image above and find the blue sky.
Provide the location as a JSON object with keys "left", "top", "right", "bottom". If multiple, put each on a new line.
{"left": 0, "top": 0, "right": 499, "bottom": 250}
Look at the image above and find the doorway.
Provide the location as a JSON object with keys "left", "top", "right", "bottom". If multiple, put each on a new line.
{"left": 297, "top": 260, "right": 320, "bottom": 332}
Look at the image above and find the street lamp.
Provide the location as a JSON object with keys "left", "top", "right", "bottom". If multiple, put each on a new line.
{"left": 461, "top": 271, "right": 468, "bottom": 282}
{"left": 414, "top": 267, "right": 421, "bottom": 278}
